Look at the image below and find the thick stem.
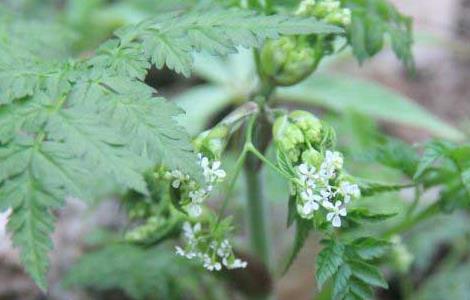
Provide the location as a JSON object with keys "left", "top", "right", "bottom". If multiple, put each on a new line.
{"left": 245, "top": 164, "right": 270, "bottom": 267}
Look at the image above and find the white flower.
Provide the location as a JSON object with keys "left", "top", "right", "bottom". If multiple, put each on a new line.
{"left": 182, "top": 222, "right": 200, "bottom": 240}
{"left": 199, "top": 154, "right": 226, "bottom": 184}
{"left": 167, "top": 170, "right": 188, "bottom": 189}
{"left": 203, "top": 255, "right": 222, "bottom": 271}
{"left": 323, "top": 201, "right": 347, "bottom": 227}
{"left": 175, "top": 246, "right": 186, "bottom": 256}
{"left": 325, "top": 150, "right": 343, "bottom": 169}
{"left": 339, "top": 181, "right": 360, "bottom": 203}
{"left": 216, "top": 240, "right": 232, "bottom": 258}
{"left": 297, "top": 163, "right": 317, "bottom": 186}
{"left": 223, "top": 257, "right": 248, "bottom": 269}
{"left": 187, "top": 203, "right": 202, "bottom": 217}
{"left": 188, "top": 188, "right": 208, "bottom": 204}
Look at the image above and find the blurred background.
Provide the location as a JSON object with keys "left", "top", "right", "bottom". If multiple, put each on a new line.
{"left": 0, "top": 0, "right": 469, "bottom": 299}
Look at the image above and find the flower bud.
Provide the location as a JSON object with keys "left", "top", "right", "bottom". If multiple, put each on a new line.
{"left": 260, "top": 37, "right": 319, "bottom": 86}
{"left": 325, "top": 9, "right": 351, "bottom": 26}
{"left": 193, "top": 125, "right": 230, "bottom": 159}
{"left": 289, "top": 110, "right": 322, "bottom": 144}
{"left": 301, "top": 148, "right": 323, "bottom": 167}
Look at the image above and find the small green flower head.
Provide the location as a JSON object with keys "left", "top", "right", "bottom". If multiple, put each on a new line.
{"left": 313, "top": 0, "right": 341, "bottom": 18}
{"left": 289, "top": 110, "right": 322, "bottom": 144}
{"left": 260, "top": 36, "right": 318, "bottom": 86}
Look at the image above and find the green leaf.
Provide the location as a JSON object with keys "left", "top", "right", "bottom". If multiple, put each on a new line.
{"left": 358, "top": 179, "right": 413, "bottom": 197}
{"left": 349, "top": 260, "right": 388, "bottom": 289}
{"left": 351, "top": 237, "right": 390, "bottom": 260}
{"left": 342, "top": 0, "right": 414, "bottom": 69}
{"left": 104, "top": 8, "right": 341, "bottom": 77}
{"left": 276, "top": 74, "right": 464, "bottom": 140}
{"left": 316, "top": 240, "right": 345, "bottom": 288}
{"left": 414, "top": 140, "right": 452, "bottom": 180}
{"left": 348, "top": 208, "right": 397, "bottom": 224}
{"left": 283, "top": 217, "right": 312, "bottom": 274}
{"left": 349, "top": 278, "right": 374, "bottom": 300}
{"left": 333, "top": 264, "right": 353, "bottom": 299}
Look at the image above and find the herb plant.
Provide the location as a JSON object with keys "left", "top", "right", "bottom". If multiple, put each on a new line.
{"left": 0, "top": 0, "right": 468, "bottom": 299}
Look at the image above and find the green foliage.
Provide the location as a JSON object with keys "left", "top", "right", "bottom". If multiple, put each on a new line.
{"left": 0, "top": 5, "right": 342, "bottom": 290}
{"left": 277, "top": 74, "right": 463, "bottom": 140}
{"left": 342, "top": 0, "right": 414, "bottom": 70}
{"left": 65, "top": 244, "right": 225, "bottom": 300}
{"left": 316, "top": 238, "right": 389, "bottom": 299}
{"left": 102, "top": 8, "right": 341, "bottom": 77}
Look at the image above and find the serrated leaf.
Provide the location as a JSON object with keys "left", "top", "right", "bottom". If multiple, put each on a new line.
{"left": 351, "top": 237, "right": 390, "bottom": 260}
{"left": 349, "top": 260, "right": 388, "bottom": 289}
{"left": 104, "top": 8, "right": 341, "bottom": 76}
{"left": 283, "top": 217, "right": 312, "bottom": 274}
{"left": 276, "top": 149, "right": 297, "bottom": 177}
{"left": 316, "top": 240, "right": 345, "bottom": 288}
{"left": 414, "top": 141, "right": 452, "bottom": 180}
{"left": 343, "top": 0, "right": 414, "bottom": 69}
{"left": 333, "top": 264, "right": 352, "bottom": 299}
{"left": 350, "top": 278, "right": 374, "bottom": 300}
{"left": 358, "top": 179, "right": 413, "bottom": 197}
{"left": 348, "top": 208, "right": 397, "bottom": 224}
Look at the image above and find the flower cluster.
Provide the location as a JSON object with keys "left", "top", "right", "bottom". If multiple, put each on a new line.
{"left": 295, "top": 150, "right": 360, "bottom": 227}
{"left": 296, "top": 0, "right": 351, "bottom": 26}
{"left": 175, "top": 222, "right": 247, "bottom": 271}
{"left": 164, "top": 153, "right": 226, "bottom": 217}
{"left": 274, "top": 110, "right": 360, "bottom": 228}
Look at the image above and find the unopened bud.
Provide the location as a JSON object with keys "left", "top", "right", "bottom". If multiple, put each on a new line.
{"left": 289, "top": 110, "right": 322, "bottom": 144}
{"left": 260, "top": 37, "right": 319, "bottom": 86}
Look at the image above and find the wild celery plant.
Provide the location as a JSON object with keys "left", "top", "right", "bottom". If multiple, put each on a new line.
{"left": 0, "top": 0, "right": 468, "bottom": 299}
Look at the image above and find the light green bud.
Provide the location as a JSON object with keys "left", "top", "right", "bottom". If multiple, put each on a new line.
{"left": 289, "top": 110, "right": 322, "bottom": 144}
{"left": 296, "top": 0, "right": 316, "bottom": 16}
{"left": 301, "top": 148, "right": 323, "bottom": 167}
{"left": 260, "top": 37, "right": 319, "bottom": 86}
{"left": 325, "top": 8, "right": 351, "bottom": 26}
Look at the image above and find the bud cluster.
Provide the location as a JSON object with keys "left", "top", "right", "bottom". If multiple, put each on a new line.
{"left": 273, "top": 110, "right": 360, "bottom": 227}
{"left": 296, "top": 0, "right": 351, "bottom": 27}
{"left": 175, "top": 222, "right": 247, "bottom": 271}
{"left": 260, "top": 36, "right": 319, "bottom": 86}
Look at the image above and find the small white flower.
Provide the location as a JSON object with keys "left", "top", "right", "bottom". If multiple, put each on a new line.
{"left": 325, "top": 150, "right": 343, "bottom": 170}
{"left": 339, "top": 181, "right": 360, "bottom": 203}
{"left": 324, "top": 201, "right": 347, "bottom": 227}
{"left": 216, "top": 240, "right": 232, "bottom": 258}
{"left": 199, "top": 154, "right": 226, "bottom": 184}
{"left": 187, "top": 203, "right": 202, "bottom": 217}
{"left": 223, "top": 257, "right": 248, "bottom": 269}
{"left": 203, "top": 255, "right": 222, "bottom": 271}
{"left": 297, "top": 163, "right": 318, "bottom": 186}
{"left": 175, "top": 246, "right": 186, "bottom": 256}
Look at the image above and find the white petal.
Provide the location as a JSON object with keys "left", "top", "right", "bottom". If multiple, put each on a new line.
{"left": 323, "top": 201, "right": 334, "bottom": 210}
{"left": 332, "top": 215, "right": 341, "bottom": 227}
{"left": 212, "top": 161, "right": 221, "bottom": 169}
{"left": 339, "top": 208, "right": 347, "bottom": 216}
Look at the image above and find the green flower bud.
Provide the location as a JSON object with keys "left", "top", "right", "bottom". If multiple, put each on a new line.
{"left": 260, "top": 37, "right": 319, "bottom": 86}
{"left": 296, "top": 0, "right": 316, "bottom": 16}
{"left": 289, "top": 110, "right": 322, "bottom": 144}
{"left": 273, "top": 115, "right": 304, "bottom": 163}
{"left": 301, "top": 148, "right": 323, "bottom": 167}
{"left": 193, "top": 125, "right": 230, "bottom": 159}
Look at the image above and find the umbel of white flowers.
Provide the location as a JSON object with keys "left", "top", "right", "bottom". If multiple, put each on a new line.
{"left": 175, "top": 222, "right": 247, "bottom": 271}
{"left": 165, "top": 153, "right": 226, "bottom": 217}
{"left": 295, "top": 150, "right": 360, "bottom": 227}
